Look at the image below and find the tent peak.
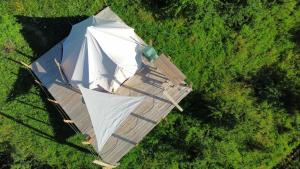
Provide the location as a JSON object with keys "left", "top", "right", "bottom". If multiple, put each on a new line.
{"left": 61, "top": 16, "right": 143, "bottom": 92}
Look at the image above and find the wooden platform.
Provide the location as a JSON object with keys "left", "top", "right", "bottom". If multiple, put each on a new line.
{"left": 29, "top": 7, "right": 192, "bottom": 165}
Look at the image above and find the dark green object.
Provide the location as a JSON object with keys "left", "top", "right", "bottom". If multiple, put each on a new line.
{"left": 143, "top": 46, "right": 158, "bottom": 62}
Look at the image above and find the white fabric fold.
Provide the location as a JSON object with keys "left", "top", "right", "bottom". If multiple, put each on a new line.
{"left": 79, "top": 86, "right": 144, "bottom": 152}
{"left": 62, "top": 16, "right": 143, "bottom": 92}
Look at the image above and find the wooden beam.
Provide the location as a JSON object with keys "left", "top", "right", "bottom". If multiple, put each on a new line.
{"left": 54, "top": 58, "right": 67, "bottom": 83}
{"left": 34, "top": 79, "right": 42, "bottom": 86}
{"left": 188, "top": 81, "right": 193, "bottom": 88}
{"left": 163, "top": 90, "right": 183, "bottom": 112}
{"left": 20, "top": 61, "right": 30, "bottom": 69}
{"left": 154, "top": 54, "right": 186, "bottom": 85}
{"left": 63, "top": 119, "right": 74, "bottom": 124}
{"left": 81, "top": 138, "right": 92, "bottom": 145}
{"left": 92, "top": 160, "right": 118, "bottom": 168}
{"left": 47, "top": 98, "right": 58, "bottom": 104}
{"left": 162, "top": 80, "right": 173, "bottom": 90}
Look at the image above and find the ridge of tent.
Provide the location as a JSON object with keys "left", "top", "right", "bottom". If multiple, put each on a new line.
{"left": 61, "top": 16, "right": 143, "bottom": 92}
{"left": 79, "top": 86, "right": 144, "bottom": 152}
{"left": 84, "top": 28, "right": 133, "bottom": 91}
{"left": 85, "top": 29, "right": 117, "bottom": 90}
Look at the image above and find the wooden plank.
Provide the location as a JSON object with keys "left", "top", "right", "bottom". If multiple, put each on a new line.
{"left": 163, "top": 90, "right": 183, "bottom": 112}
{"left": 154, "top": 54, "right": 186, "bottom": 85}
{"left": 29, "top": 7, "right": 192, "bottom": 166}
{"left": 97, "top": 62, "right": 191, "bottom": 163}
{"left": 54, "top": 58, "right": 67, "bottom": 83}
{"left": 30, "top": 41, "right": 191, "bottom": 164}
{"left": 92, "top": 160, "right": 118, "bottom": 168}
{"left": 82, "top": 138, "right": 93, "bottom": 145}
{"left": 63, "top": 119, "right": 74, "bottom": 123}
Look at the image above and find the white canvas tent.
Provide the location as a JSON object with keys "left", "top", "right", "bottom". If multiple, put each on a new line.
{"left": 79, "top": 86, "right": 144, "bottom": 152}
{"left": 61, "top": 16, "right": 143, "bottom": 92}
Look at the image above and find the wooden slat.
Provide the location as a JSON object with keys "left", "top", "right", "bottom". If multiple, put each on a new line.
{"left": 29, "top": 7, "right": 192, "bottom": 166}
{"left": 154, "top": 54, "right": 186, "bottom": 85}
{"left": 63, "top": 119, "right": 74, "bottom": 123}
{"left": 93, "top": 160, "right": 118, "bottom": 168}
{"left": 163, "top": 90, "right": 183, "bottom": 112}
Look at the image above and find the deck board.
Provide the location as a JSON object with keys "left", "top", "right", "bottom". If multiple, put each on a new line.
{"left": 29, "top": 7, "right": 191, "bottom": 165}
{"left": 154, "top": 54, "right": 187, "bottom": 85}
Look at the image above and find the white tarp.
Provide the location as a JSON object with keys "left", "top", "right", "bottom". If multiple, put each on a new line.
{"left": 79, "top": 86, "right": 144, "bottom": 152}
{"left": 62, "top": 16, "right": 143, "bottom": 92}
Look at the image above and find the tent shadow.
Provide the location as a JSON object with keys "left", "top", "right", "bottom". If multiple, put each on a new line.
{"left": 9, "top": 13, "right": 207, "bottom": 159}
{"left": 4, "top": 15, "right": 95, "bottom": 153}
{"left": 16, "top": 15, "right": 88, "bottom": 56}
{"left": 0, "top": 111, "right": 91, "bottom": 155}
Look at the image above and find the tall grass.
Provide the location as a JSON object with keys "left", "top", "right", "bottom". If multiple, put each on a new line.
{"left": 0, "top": 0, "right": 299, "bottom": 168}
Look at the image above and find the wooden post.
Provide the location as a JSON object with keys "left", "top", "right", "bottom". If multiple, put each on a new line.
{"left": 34, "top": 79, "right": 41, "bottom": 86}
{"left": 54, "top": 58, "right": 67, "bottom": 83}
{"left": 20, "top": 61, "right": 30, "bottom": 69}
{"left": 82, "top": 138, "right": 92, "bottom": 145}
{"left": 163, "top": 90, "right": 183, "bottom": 112}
{"left": 63, "top": 119, "right": 74, "bottom": 124}
{"left": 148, "top": 39, "right": 153, "bottom": 46}
{"left": 188, "top": 81, "right": 193, "bottom": 88}
{"left": 47, "top": 98, "right": 58, "bottom": 104}
{"left": 92, "top": 160, "right": 118, "bottom": 169}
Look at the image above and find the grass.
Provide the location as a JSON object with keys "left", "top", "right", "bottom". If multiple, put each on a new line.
{"left": 0, "top": 1, "right": 107, "bottom": 168}
{"left": 0, "top": 0, "right": 300, "bottom": 168}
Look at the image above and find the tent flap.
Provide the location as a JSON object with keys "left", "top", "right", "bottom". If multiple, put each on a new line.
{"left": 79, "top": 86, "right": 144, "bottom": 152}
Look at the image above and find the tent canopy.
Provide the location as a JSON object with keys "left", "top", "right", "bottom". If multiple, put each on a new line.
{"left": 61, "top": 16, "right": 143, "bottom": 92}
{"left": 79, "top": 86, "right": 144, "bottom": 152}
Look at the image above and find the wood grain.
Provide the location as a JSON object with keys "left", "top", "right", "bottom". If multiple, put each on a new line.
{"left": 29, "top": 7, "right": 192, "bottom": 165}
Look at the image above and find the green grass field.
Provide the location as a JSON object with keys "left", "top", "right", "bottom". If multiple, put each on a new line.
{"left": 0, "top": 0, "right": 300, "bottom": 168}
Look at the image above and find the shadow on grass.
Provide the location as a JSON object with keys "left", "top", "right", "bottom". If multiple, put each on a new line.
{"left": 0, "top": 141, "right": 57, "bottom": 168}
{"left": 137, "top": 90, "right": 240, "bottom": 162}
{"left": 5, "top": 67, "right": 35, "bottom": 102}
{"left": 3, "top": 56, "right": 79, "bottom": 142}
{"left": 0, "top": 141, "right": 14, "bottom": 169}
{"left": 183, "top": 91, "right": 239, "bottom": 129}
{"left": 248, "top": 65, "right": 300, "bottom": 114}
{"left": 274, "top": 143, "right": 300, "bottom": 169}
{"left": 16, "top": 15, "right": 87, "bottom": 57}
{"left": 290, "top": 25, "right": 300, "bottom": 52}
{"left": 3, "top": 15, "right": 95, "bottom": 154}
{"left": 5, "top": 15, "right": 88, "bottom": 101}
{"left": 0, "top": 111, "right": 90, "bottom": 154}
{"left": 23, "top": 154, "right": 54, "bottom": 169}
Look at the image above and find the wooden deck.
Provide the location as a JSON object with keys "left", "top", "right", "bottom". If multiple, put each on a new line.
{"left": 29, "top": 7, "right": 192, "bottom": 165}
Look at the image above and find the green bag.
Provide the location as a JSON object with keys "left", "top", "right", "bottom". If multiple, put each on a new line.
{"left": 143, "top": 46, "right": 158, "bottom": 62}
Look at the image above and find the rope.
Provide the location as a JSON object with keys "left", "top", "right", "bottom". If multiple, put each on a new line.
{"left": 36, "top": 74, "right": 99, "bottom": 157}
{"left": 0, "top": 57, "right": 101, "bottom": 157}
{"left": 26, "top": 68, "right": 80, "bottom": 133}
{"left": 17, "top": 61, "right": 100, "bottom": 158}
